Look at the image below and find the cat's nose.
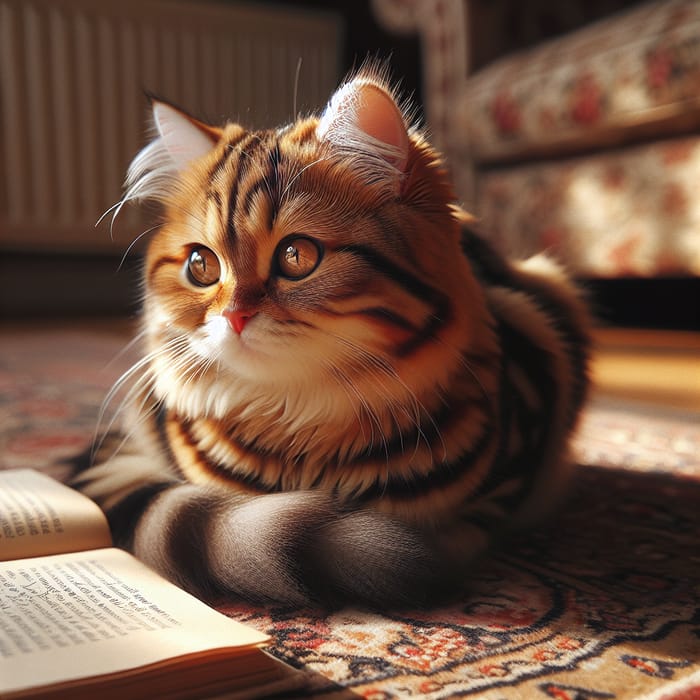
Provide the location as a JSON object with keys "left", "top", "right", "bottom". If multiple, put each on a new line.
{"left": 222, "top": 309, "right": 257, "bottom": 335}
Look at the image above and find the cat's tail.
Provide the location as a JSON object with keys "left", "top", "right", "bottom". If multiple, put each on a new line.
{"left": 206, "top": 490, "right": 452, "bottom": 606}
{"left": 73, "top": 460, "right": 453, "bottom": 607}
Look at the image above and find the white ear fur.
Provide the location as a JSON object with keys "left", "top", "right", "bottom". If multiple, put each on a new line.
{"left": 119, "top": 101, "right": 218, "bottom": 209}
{"left": 152, "top": 101, "right": 218, "bottom": 170}
{"left": 316, "top": 78, "right": 409, "bottom": 185}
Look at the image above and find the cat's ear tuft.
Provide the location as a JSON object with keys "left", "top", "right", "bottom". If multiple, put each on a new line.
{"left": 151, "top": 99, "right": 220, "bottom": 171}
{"left": 316, "top": 75, "right": 409, "bottom": 183}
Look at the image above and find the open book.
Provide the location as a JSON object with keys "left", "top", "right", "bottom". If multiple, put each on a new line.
{"left": 0, "top": 469, "right": 305, "bottom": 699}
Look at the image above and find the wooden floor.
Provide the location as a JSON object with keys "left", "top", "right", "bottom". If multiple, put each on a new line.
{"left": 591, "top": 328, "right": 700, "bottom": 412}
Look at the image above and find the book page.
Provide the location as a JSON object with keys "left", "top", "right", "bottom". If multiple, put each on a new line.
{"left": 0, "top": 547, "right": 269, "bottom": 696}
{"left": 0, "top": 469, "right": 112, "bottom": 561}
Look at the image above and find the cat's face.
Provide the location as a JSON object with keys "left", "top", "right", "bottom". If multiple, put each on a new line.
{"left": 128, "top": 71, "right": 484, "bottom": 418}
{"left": 145, "top": 118, "right": 414, "bottom": 384}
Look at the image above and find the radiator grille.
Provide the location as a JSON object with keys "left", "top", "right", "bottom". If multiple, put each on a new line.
{"left": 0, "top": 0, "right": 341, "bottom": 252}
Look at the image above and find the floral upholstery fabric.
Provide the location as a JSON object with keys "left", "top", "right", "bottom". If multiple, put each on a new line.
{"left": 460, "top": 0, "right": 700, "bottom": 162}
{"left": 374, "top": 0, "right": 700, "bottom": 277}
{"left": 477, "top": 136, "right": 700, "bottom": 277}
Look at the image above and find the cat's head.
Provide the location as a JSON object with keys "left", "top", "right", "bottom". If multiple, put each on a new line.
{"left": 126, "top": 67, "right": 487, "bottom": 420}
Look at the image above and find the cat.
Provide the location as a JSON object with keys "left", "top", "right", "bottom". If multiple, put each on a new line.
{"left": 73, "top": 65, "right": 590, "bottom": 608}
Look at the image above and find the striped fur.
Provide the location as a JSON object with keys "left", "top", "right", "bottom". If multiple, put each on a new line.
{"left": 74, "top": 67, "right": 590, "bottom": 606}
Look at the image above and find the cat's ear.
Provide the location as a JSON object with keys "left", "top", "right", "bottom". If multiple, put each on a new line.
{"left": 316, "top": 75, "right": 409, "bottom": 185}
{"left": 123, "top": 98, "right": 222, "bottom": 205}
{"left": 150, "top": 99, "right": 221, "bottom": 171}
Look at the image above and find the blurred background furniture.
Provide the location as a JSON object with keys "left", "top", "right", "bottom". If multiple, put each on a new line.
{"left": 373, "top": 0, "right": 700, "bottom": 327}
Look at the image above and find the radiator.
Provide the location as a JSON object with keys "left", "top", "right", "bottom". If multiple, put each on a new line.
{"left": 0, "top": 0, "right": 342, "bottom": 252}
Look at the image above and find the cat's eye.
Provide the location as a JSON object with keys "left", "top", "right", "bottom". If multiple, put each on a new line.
{"left": 274, "top": 236, "right": 323, "bottom": 280}
{"left": 186, "top": 246, "right": 221, "bottom": 287}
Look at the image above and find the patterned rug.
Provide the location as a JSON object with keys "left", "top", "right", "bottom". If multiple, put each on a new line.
{"left": 1, "top": 324, "right": 699, "bottom": 699}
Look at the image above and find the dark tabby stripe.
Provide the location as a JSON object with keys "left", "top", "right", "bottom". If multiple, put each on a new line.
{"left": 477, "top": 319, "right": 557, "bottom": 506}
{"left": 224, "top": 132, "right": 265, "bottom": 243}
{"left": 350, "top": 307, "right": 419, "bottom": 334}
{"left": 460, "top": 227, "right": 513, "bottom": 288}
{"left": 107, "top": 482, "right": 173, "bottom": 549}
{"left": 162, "top": 492, "right": 224, "bottom": 594}
{"left": 358, "top": 426, "right": 494, "bottom": 502}
{"left": 266, "top": 140, "right": 283, "bottom": 226}
{"left": 168, "top": 380, "right": 492, "bottom": 496}
{"left": 524, "top": 288, "right": 589, "bottom": 425}
{"left": 340, "top": 244, "right": 453, "bottom": 357}
{"left": 167, "top": 413, "right": 278, "bottom": 494}
{"left": 347, "top": 392, "right": 489, "bottom": 467}
{"left": 207, "top": 128, "right": 248, "bottom": 181}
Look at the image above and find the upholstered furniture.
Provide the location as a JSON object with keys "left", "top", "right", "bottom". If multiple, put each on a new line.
{"left": 373, "top": 0, "right": 700, "bottom": 277}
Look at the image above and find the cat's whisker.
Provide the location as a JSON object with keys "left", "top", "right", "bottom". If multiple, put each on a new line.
{"left": 92, "top": 330, "right": 151, "bottom": 448}
{"left": 183, "top": 354, "right": 217, "bottom": 391}
{"left": 117, "top": 224, "right": 164, "bottom": 271}
{"left": 95, "top": 353, "right": 154, "bottom": 438}
{"left": 386, "top": 367, "right": 447, "bottom": 462}
{"left": 325, "top": 363, "right": 373, "bottom": 451}
{"left": 325, "top": 354, "right": 387, "bottom": 459}
{"left": 93, "top": 376, "right": 153, "bottom": 460}
{"left": 102, "top": 387, "right": 161, "bottom": 464}
{"left": 328, "top": 339, "right": 408, "bottom": 467}
{"left": 331, "top": 333, "right": 445, "bottom": 467}
{"left": 336, "top": 325, "right": 468, "bottom": 465}
{"left": 91, "top": 371, "right": 155, "bottom": 462}
{"left": 281, "top": 156, "right": 327, "bottom": 201}
{"left": 95, "top": 200, "right": 126, "bottom": 239}
{"left": 104, "top": 327, "right": 149, "bottom": 371}
{"left": 93, "top": 334, "right": 191, "bottom": 455}
{"left": 431, "top": 332, "right": 496, "bottom": 423}
{"left": 158, "top": 336, "right": 225, "bottom": 403}
{"left": 293, "top": 57, "right": 303, "bottom": 119}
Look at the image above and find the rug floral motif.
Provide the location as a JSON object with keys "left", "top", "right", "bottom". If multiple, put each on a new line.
{"left": 221, "top": 466, "right": 700, "bottom": 699}
{"left": 1, "top": 326, "right": 699, "bottom": 699}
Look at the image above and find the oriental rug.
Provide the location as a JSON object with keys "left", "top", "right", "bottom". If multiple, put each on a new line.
{"left": 1, "top": 324, "right": 699, "bottom": 699}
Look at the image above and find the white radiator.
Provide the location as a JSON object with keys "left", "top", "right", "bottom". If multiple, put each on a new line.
{"left": 0, "top": 0, "right": 341, "bottom": 252}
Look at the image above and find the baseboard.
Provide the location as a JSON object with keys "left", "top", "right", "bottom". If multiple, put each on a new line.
{"left": 583, "top": 276, "right": 700, "bottom": 331}
{"left": 0, "top": 253, "right": 142, "bottom": 319}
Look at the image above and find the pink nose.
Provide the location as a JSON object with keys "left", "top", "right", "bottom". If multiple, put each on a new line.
{"left": 222, "top": 309, "right": 256, "bottom": 335}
